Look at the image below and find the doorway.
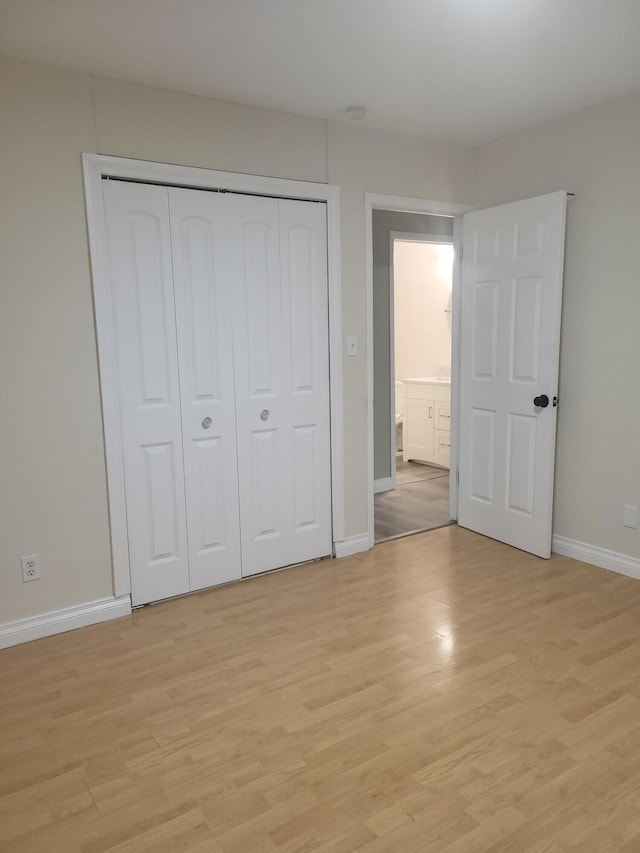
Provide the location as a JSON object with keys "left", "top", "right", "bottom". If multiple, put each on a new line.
{"left": 375, "top": 235, "right": 454, "bottom": 542}
{"left": 366, "top": 191, "right": 567, "bottom": 557}
{"left": 365, "top": 193, "right": 471, "bottom": 548}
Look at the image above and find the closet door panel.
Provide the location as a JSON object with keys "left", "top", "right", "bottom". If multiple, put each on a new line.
{"left": 244, "top": 221, "right": 278, "bottom": 395}
{"left": 232, "top": 196, "right": 332, "bottom": 576}
{"left": 169, "top": 188, "right": 242, "bottom": 589}
{"left": 230, "top": 195, "right": 289, "bottom": 573}
{"left": 279, "top": 200, "right": 332, "bottom": 560}
{"left": 102, "top": 180, "right": 190, "bottom": 605}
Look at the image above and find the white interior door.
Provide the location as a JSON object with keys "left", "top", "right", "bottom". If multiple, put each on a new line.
{"left": 103, "top": 180, "right": 190, "bottom": 604}
{"left": 169, "top": 187, "right": 242, "bottom": 591}
{"left": 458, "top": 191, "right": 567, "bottom": 558}
{"left": 231, "top": 196, "right": 333, "bottom": 576}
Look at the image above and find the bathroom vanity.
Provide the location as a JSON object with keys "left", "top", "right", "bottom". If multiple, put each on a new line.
{"left": 401, "top": 378, "right": 451, "bottom": 468}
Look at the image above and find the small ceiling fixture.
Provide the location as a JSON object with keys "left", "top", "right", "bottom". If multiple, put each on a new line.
{"left": 345, "top": 106, "right": 367, "bottom": 121}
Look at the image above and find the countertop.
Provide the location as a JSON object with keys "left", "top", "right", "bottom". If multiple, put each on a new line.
{"left": 401, "top": 377, "right": 451, "bottom": 386}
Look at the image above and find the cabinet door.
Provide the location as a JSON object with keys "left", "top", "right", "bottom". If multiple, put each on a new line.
{"left": 103, "top": 180, "right": 190, "bottom": 606}
{"left": 169, "top": 188, "right": 242, "bottom": 590}
{"left": 403, "top": 397, "right": 435, "bottom": 463}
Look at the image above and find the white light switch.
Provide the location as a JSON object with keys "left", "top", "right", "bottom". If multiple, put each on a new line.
{"left": 347, "top": 335, "right": 358, "bottom": 356}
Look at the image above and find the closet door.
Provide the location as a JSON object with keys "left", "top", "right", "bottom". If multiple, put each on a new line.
{"left": 103, "top": 180, "right": 190, "bottom": 605}
{"left": 169, "top": 188, "right": 242, "bottom": 589}
{"left": 103, "top": 182, "right": 332, "bottom": 602}
{"left": 230, "top": 195, "right": 332, "bottom": 576}
{"left": 278, "top": 199, "right": 333, "bottom": 566}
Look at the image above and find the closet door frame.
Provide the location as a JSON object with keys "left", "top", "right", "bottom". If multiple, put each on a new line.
{"left": 83, "top": 153, "right": 344, "bottom": 599}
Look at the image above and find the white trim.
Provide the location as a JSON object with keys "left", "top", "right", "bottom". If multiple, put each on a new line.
{"left": 388, "top": 234, "right": 397, "bottom": 492}
{"left": 334, "top": 534, "right": 371, "bottom": 559}
{"left": 449, "top": 216, "right": 463, "bottom": 523}
{"left": 326, "top": 188, "right": 345, "bottom": 543}
{"left": 391, "top": 230, "right": 455, "bottom": 245}
{"left": 82, "top": 153, "right": 344, "bottom": 595}
{"left": 552, "top": 535, "right": 640, "bottom": 581}
{"left": 367, "top": 193, "right": 474, "bottom": 218}
{"left": 83, "top": 161, "right": 129, "bottom": 596}
{"left": 0, "top": 596, "right": 132, "bottom": 650}
{"left": 83, "top": 155, "right": 338, "bottom": 201}
{"left": 374, "top": 476, "right": 394, "bottom": 494}
{"left": 365, "top": 193, "right": 472, "bottom": 548}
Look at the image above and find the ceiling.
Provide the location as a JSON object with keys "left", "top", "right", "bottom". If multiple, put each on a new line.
{"left": 2, "top": 0, "right": 640, "bottom": 144}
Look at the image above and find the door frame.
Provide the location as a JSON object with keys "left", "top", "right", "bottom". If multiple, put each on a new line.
{"left": 83, "top": 153, "right": 344, "bottom": 598}
{"left": 365, "top": 193, "right": 472, "bottom": 548}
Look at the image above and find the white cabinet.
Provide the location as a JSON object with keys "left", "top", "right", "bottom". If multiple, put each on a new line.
{"left": 402, "top": 380, "right": 451, "bottom": 468}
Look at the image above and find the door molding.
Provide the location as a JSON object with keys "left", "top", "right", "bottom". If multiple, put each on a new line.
{"left": 365, "top": 193, "right": 472, "bottom": 548}
{"left": 83, "top": 154, "right": 343, "bottom": 598}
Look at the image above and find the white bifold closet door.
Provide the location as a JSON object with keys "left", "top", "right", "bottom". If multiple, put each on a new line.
{"left": 170, "top": 187, "right": 243, "bottom": 593}
{"left": 228, "top": 193, "right": 333, "bottom": 576}
{"left": 102, "top": 180, "right": 332, "bottom": 606}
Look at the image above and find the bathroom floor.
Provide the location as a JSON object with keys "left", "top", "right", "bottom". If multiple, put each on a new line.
{"left": 374, "top": 460, "right": 451, "bottom": 542}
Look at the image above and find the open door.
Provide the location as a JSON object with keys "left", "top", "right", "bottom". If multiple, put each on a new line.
{"left": 458, "top": 191, "right": 567, "bottom": 558}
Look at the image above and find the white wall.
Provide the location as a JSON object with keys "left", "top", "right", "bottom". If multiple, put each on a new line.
{"left": 327, "top": 123, "right": 476, "bottom": 530}
{"left": 0, "top": 58, "right": 113, "bottom": 623}
{"left": 0, "top": 55, "right": 476, "bottom": 625}
{"left": 92, "top": 76, "right": 328, "bottom": 182}
{"left": 474, "top": 91, "right": 640, "bottom": 560}
{"left": 394, "top": 241, "right": 453, "bottom": 381}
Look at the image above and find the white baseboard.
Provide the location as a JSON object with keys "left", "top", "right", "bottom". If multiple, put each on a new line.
{"left": 552, "top": 535, "right": 640, "bottom": 581}
{"left": 334, "top": 534, "right": 371, "bottom": 559}
{"left": 0, "top": 595, "right": 132, "bottom": 650}
{"left": 374, "top": 477, "right": 394, "bottom": 494}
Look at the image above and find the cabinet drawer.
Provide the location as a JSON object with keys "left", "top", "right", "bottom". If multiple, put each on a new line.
{"left": 402, "top": 382, "right": 450, "bottom": 402}
{"left": 434, "top": 402, "right": 451, "bottom": 431}
{"left": 433, "top": 429, "right": 451, "bottom": 468}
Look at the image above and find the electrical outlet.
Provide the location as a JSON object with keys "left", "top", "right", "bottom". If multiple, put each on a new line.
{"left": 20, "top": 554, "right": 41, "bottom": 582}
{"left": 624, "top": 505, "right": 638, "bottom": 529}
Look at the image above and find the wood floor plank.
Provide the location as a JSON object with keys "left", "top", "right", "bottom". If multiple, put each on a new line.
{"left": 374, "top": 462, "right": 450, "bottom": 541}
{"left": 3, "top": 526, "right": 640, "bottom": 850}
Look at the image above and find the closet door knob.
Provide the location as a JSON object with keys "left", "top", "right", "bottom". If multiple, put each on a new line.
{"left": 260, "top": 409, "right": 270, "bottom": 421}
{"left": 533, "top": 395, "right": 549, "bottom": 408}
{"left": 202, "top": 417, "right": 212, "bottom": 429}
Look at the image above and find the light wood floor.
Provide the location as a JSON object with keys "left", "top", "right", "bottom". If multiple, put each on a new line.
{"left": 375, "top": 461, "right": 450, "bottom": 542}
{"left": 4, "top": 526, "right": 640, "bottom": 851}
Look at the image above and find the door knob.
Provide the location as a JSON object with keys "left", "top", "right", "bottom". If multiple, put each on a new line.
{"left": 260, "top": 409, "right": 270, "bottom": 421}
{"left": 202, "top": 417, "right": 212, "bottom": 429}
{"left": 533, "top": 395, "right": 549, "bottom": 408}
